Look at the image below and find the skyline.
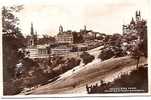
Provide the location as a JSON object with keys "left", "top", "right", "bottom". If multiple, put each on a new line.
{"left": 1, "top": 0, "right": 150, "bottom": 37}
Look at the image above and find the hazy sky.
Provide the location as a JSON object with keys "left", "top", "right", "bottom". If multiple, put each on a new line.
{"left": 1, "top": 0, "right": 150, "bottom": 37}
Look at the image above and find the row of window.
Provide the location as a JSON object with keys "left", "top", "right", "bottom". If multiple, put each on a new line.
{"left": 38, "top": 49, "right": 48, "bottom": 54}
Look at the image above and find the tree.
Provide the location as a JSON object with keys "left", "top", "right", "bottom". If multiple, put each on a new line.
{"left": 2, "top": 5, "right": 25, "bottom": 81}
{"left": 37, "top": 34, "right": 55, "bottom": 45}
{"left": 131, "top": 20, "right": 148, "bottom": 68}
{"left": 80, "top": 52, "right": 95, "bottom": 65}
{"left": 131, "top": 46, "right": 141, "bottom": 68}
{"left": 2, "top": 5, "right": 23, "bottom": 36}
{"left": 72, "top": 32, "right": 84, "bottom": 43}
{"left": 98, "top": 47, "right": 114, "bottom": 61}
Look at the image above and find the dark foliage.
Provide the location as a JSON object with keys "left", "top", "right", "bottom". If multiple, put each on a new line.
{"left": 2, "top": 5, "right": 25, "bottom": 81}
{"left": 37, "top": 35, "right": 56, "bottom": 45}
{"left": 98, "top": 47, "right": 114, "bottom": 61}
{"left": 72, "top": 32, "right": 84, "bottom": 43}
{"left": 3, "top": 79, "right": 24, "bottom": 95}
{"left": 3, "top": 56, "right": 81, "bottom": 95}
{"left": 52, "top": 57, "right": 81, "bottom": 75}
{"left": 80, "top": 52, "right": 95, "bottom": 65}
{"left": 86, "top": 65, "right": 148, "bottom": 93}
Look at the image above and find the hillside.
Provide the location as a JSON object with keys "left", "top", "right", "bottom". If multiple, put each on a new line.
{"left": 28, "top": 56, "right": 147, "bottom": 94}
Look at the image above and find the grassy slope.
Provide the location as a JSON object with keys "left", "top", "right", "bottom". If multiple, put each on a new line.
{"left": 29, "top": 56, "right": 147, "bottom": 94}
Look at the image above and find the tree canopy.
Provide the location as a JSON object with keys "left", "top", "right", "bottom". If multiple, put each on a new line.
{"left": 2, "top": 5, "right": 25, "bottom": 81}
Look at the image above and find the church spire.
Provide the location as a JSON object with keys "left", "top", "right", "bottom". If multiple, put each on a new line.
{"left": 30, "top": 22, "right": 34, "bottom": 35}
{"left": 84, "top": 25, "right": 86, "bottom": 31}
{"left": 136, "top": 10, "right": 141, "bottom": 21}
{"left": 59, "top": 24, "right": 63, "bottom": 33}
{"left": 130, "top": 17, "right": 135, "bottom": 25}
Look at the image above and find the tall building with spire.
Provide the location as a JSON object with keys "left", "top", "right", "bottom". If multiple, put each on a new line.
{"left": 56, "top": 25, "right": 73, "bottom": 44}
{"left": 122, "top": 10, "right": 147, "bottom": 43}
{"left": 27, "top": 23, "right": 37, "bottom": 47}
{"left": 30, "top": 22, "right": 34, "bottom": 36}
{"left": 26, "top": 23, "right": 51, "bottom": 59}
{"left": 136, "top": 10, "right": 141, "bottom": 22}
{"left": 59, "top": 25, "right": 63, "bottom": 33}
{"left": 122, "top": 10, "right": 144, "bottom": 35}
{"left": 84, "top": 25, "right": 87, "bottom": 31}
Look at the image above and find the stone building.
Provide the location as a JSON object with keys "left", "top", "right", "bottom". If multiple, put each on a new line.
{"left": 80, "top": 25, "right": 98, "bottom": 41}
{"left": 122, "top": 11, "right": 146, "bottom": 36}
{"left": 122, "top": 17, "right": 136, "bottom": 35}
{"left": 56, "top": 25, "right": 73, "bottom": 44}
{"left": 26, "top": 44, "right": 50, "bottom": 59}
{"left": 26, "top": 23, "right": 50, "bottom": 59}
{"left": 51, "top": 45, "right": 72, "bottom": 56}
{"left": 121, "top": 11, "right": 147, "bottom": 55}
{"left": 37, "top": 44, "right": 50, "bottom": 58}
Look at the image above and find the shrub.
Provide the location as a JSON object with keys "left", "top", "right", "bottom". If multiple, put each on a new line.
{"left": 98, "top": 48, "right": 114, "bottom": 61}
{"left": 53, "top": 58, "right": 81, "bottom": 74}
{"left": 80, "top": 52, "right": 95, "bottom": 65}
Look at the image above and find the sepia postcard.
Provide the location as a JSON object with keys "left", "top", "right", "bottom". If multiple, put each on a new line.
{"left": 0, "top": 0, "right": 151, "bottom": 98}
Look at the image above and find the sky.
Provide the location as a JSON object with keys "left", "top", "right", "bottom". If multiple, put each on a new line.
{"left": 1, "top": 0, "right": 150, "bottom": 37}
